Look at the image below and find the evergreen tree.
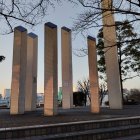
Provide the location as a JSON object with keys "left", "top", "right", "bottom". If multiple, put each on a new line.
{"left": 97, "top": 20, "right": 140, "bottom": 88}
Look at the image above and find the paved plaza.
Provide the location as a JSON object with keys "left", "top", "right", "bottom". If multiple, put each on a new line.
{"left": 0, "top": 105, "right": 140, "bottom": 128}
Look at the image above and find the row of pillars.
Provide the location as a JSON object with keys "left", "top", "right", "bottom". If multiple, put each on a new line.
{"left": 10, "top": 22, "right": 101, "bottom": 115}
{"left": 10, "top": 23, "right": 75, "bottom": 115}
{"left": 10, "top": 0, "right": 123, "bottom": 115}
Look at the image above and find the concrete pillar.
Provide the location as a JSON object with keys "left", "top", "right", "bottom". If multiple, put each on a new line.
{"left": 102, "top": 0, "right": 123, "bottom": 109}
{"left": 61, "top": 27, "right": 73, "bottom": 109}
{"left": 10, "top": 26, "right": 27, "bottom": 114}
{"left": 87, "top": 36, "right": 100, "bottom": 113}
{"left": 44, "top": 22, "right": 58, "bottom": 116}
{"left": 25, "top": 33, "right": 38, "bottom": 111}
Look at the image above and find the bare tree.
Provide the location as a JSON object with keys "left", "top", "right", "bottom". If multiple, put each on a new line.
{"left": 73, "top": 0, "right": 140, "bottom": 33}
{"left": 0, "top": 0, "right": 139, "bottom": 34}
{"left": 0, "top": 0, "right": 61, "bottom": 62}
{"left": 99, "top": 82, "right": 107, "bottom": 105}
{"left": 0, "top": 0, "right": 61, "bottom": 34}
{"left": 77, "top": 78, "right": 107, "bottom": 105}
{"left": 77, "top": 78, "right": 90, "bottom": 106}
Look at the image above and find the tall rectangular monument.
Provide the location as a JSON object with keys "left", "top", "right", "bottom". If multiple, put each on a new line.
{"left": 61, "top": 27, "right": 73, "bottom": 109}
{"left": 87, "top": 36, "right": 100, "bottom": 113}
{"left": 10, "top": 26, "right": 27, "bottom": 114}
{"left": 25, "top": 33, "right": 38, "bottom": 111}
{"left": 44, "top": 22, "right": 58, "bottom": 116}
{"left": 102, "top": 0, "right": 123, "bottom": 109}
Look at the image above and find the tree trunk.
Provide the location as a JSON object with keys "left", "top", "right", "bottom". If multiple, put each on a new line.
{"left": 85, "top": 94, "right": 87, "bottom": 106}
{"left": 118, "top": 45, "right": 124, "bottom": 103}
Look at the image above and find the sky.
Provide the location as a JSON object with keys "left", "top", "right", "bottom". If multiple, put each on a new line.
{"left": 0, "top": 1, "right": 140, "bottom": 95}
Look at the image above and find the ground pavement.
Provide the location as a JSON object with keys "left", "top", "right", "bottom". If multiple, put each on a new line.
{"left": 0, "top": 105, "right": 140, "bottom": 128}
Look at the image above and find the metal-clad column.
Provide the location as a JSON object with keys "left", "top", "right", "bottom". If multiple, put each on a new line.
{"left": 44, "top": 22, "right": 58, "bottom": 116}
{"left": 61, "top": 27, "right": 73, "bottom": 109}
{"left": 25, "top": 33, "right": 38, "bottom": 111}
{"left": 10, "top": 26, "right": 27, "bottom": 114}
{"left": 87, "top": 36, "right": 100, "bottom": 113}
{"left": 102, "top": 0, "right": 123, "bottom": 109}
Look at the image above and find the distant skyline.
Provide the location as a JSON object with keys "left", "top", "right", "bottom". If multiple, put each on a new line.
{"left": 0, "top": 2, "right": 140, "bottom": 95}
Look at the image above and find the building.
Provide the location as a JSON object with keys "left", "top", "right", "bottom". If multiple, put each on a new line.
{"left": 4, "top": 89, "right": 11, "bottom": 99}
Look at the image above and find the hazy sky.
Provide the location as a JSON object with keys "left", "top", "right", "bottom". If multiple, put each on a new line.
{"left": 0, "top": 2, "right": 139, "bottom": 95}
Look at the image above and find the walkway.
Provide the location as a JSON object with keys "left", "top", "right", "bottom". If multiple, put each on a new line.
{"left": 0, "top": 105, "right": 140, "bottom": 128}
